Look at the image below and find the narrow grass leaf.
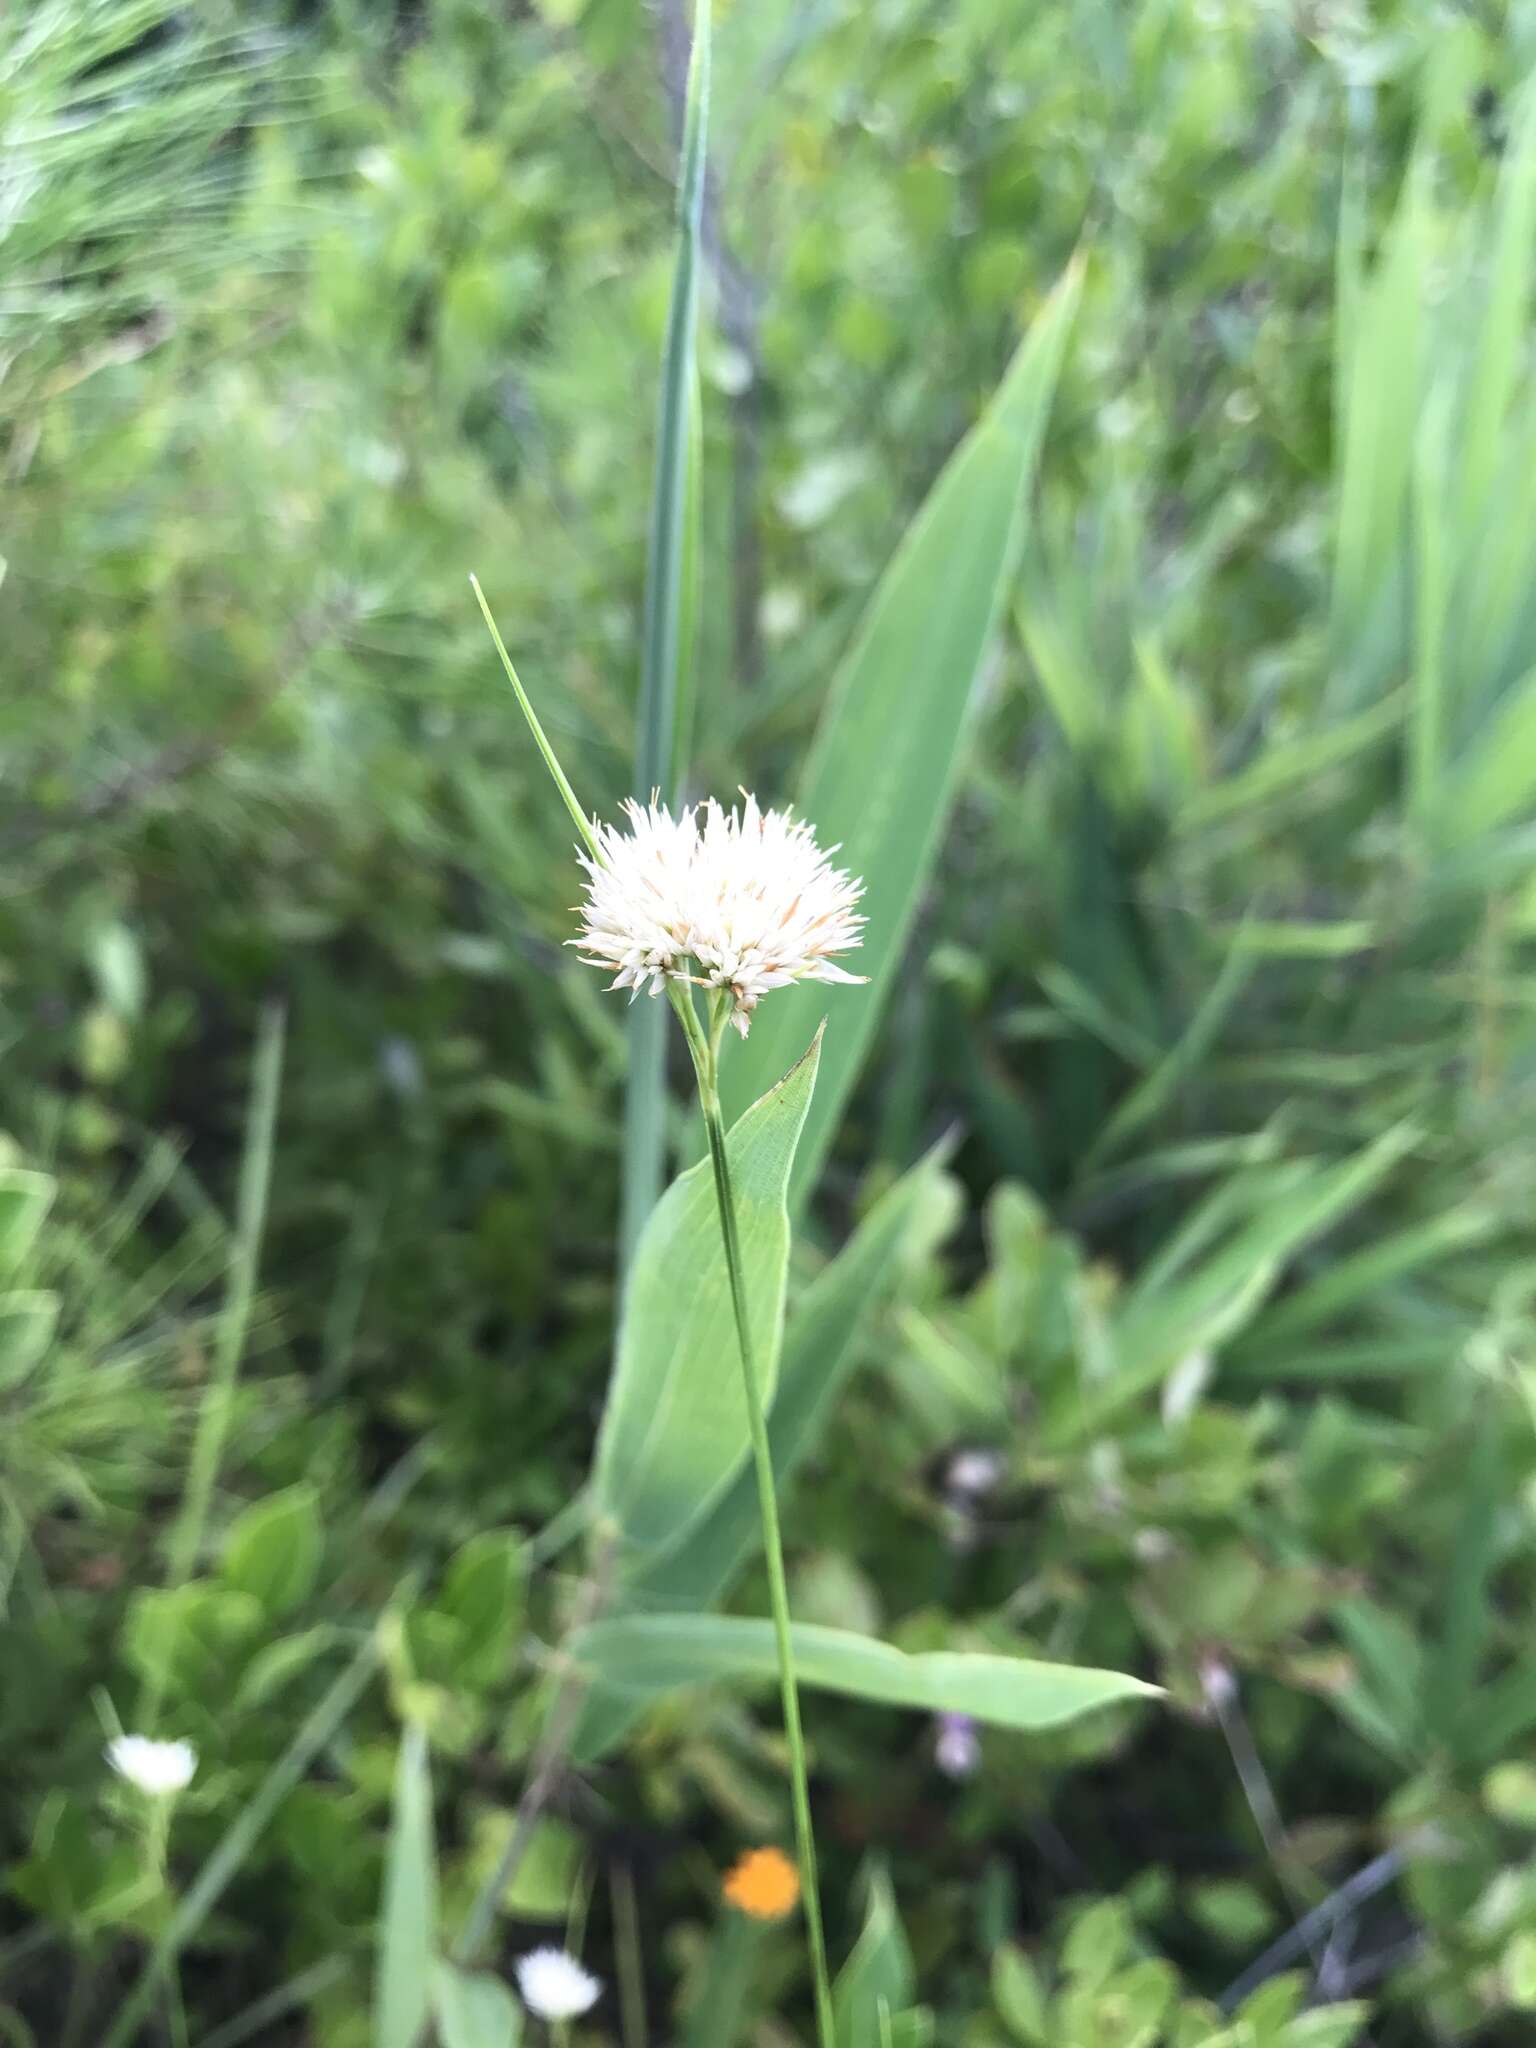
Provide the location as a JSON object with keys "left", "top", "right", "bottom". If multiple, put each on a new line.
{"left": 722, "top": 263, "right": 1083, "bottom": 1202}
{"left": 573, "top": 1613, "right": 1156, "bottom": 1730}
{"left": 376, "top": 1725, "right": 439, "bottom": 2048}
{"left": 1456, "top": 85, "right": 1536, "bottom": 535}
{"left": 1426, "top": 1407, "right": 1500, "bottom": 1747}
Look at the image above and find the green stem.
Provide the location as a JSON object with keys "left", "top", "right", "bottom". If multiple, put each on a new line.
{"left": 674, "top": 988, "right": 836, "bottom": 2048}
{"left": 147, "top": 999, "right": 285, "bottom": 1724}
{"left": 470, "top": 575, "right": 600, "bottom": 862}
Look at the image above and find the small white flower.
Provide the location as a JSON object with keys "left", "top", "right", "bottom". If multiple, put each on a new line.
{"left": 946, "top": 1448, "right": 1005, "bottom": 1499}
{"left": 515, "top": 1946, "right": 602, "bottom": 2021}
{"left": 106, "top": 1735, "right": 197, "bottom": 1796}
{"left": 572, "top": 793, "right": 865, "bottom": 1039}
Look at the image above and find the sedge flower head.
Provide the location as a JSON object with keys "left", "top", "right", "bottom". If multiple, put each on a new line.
{"left": 723, "top": 1844, "right": 801, "bottom": 1920}
{"left": 515, "top": 1947, "right": 602, "bottom": 2021}
{"left": 573, "top": 793, "right": 865, "bottom": 1038}
{"left": 106, "top": 1735, "right": 197, "bottom": 1796}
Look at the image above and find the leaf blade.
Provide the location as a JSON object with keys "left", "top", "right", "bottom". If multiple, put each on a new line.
{"left": 574, "top": 1612, "right": 1156, "bottom": 1732}
{"left": 593, "top": 1031, "right": 822, "bottom": 1557}
{"left": 722, "top": 264, "right": 1083, "bottom": 1202}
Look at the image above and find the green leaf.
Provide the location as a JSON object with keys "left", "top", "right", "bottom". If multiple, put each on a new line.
{"left": 573, "top": 1613, "right": 1155, "bottom": 1731}
{"left": 0, "top": 1167, "right": 53, "bottom": 1273}
{"left": 0, "top": 1290, "right": 59, "bottom": 1390}
{"left": 1426, "top": 1407, "right": 1501, "bottom": 1748}
{"left": 125, "top": 1583, "right": 264, "bottom": 1701}
{"left": 722, "top": 262, "right": 1083, "bottom": 1203}
{"left": 991, "top": 1942, "right": 1048, "bottom": 2045}
{"left": 680, "top": 1912, "right": 763, "bottom": 2048}
{"left": 632, "top": 1144, "right": 949, "bottom": 1604}
{"left": 222, "top": 1485, "right": 323, "bottom": 1620}
{"left": 234, "top": 1627, "right": 341, "bottom": 1711}
{"left": 1285, "top": 2008, "right": 1370, "bottom": 2048}
{"left": 432, "top": 1963, "right": 522, "bottom": 2048}
{"left": 621, "top": 0, "right": 711, "bottom": 1273}
{"left": 835, "top": 1868, "right": 916, "bottom": 2048}
{"left": 572, "top": 1148, "right": 951, "bottom": 1760}
{"left": 1437, "top": 663, "right": 1536, "bottom": 845}
{"left": 592, "top": 1030, "right": 821, "bottom": 1556}
{"left": 1329, "top": 159, "right": 1428, "bottom": 701}
{"left": 375, "top": 1726, "right": 438, "bottom": 2048}
{"left": 438, "top": 1532, "right": 527, "bottom": 1687}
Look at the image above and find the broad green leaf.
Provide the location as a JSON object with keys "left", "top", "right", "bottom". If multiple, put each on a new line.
{"left": 222, "top": 1485, "right": 323, "bottom": 1620}
{"left": 631, "top": 1144, "right": 950, "bottom": 1603}
{"left": 723, "top": 262, "right": 1083, "bottom": 1203}
{"left": 375, "top": 1726, "right": 437, "bottom": 2048}
{"left": 0, "top": 1167, "right": 53, "bottom": 1272}
{"left": 592, "top": 1031, "right": 821, "bottom": 1556}
{"left": 573, "top": 1613, "right": 1155, "bottom": 1731}
{"left": 438, "top": 1532, "right": 527, "bottom": 1687}
{"left": 432, "top": 1963, "right": 522, "bottom": 2048}
{"left": 572, "top": 1148, "right": 949, "bottom": 1761}
{"left": 992, "top": 1943, "right": 1048, "bottom": 2045}
{"left": 125, "top": 1583, "right": 263, "bottom": 1701}
{"left": 621, "top": 0, "right": 711, "bottom": 1273}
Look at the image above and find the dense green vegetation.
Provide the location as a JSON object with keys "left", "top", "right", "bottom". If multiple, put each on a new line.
{"left": 7, "top": 1, "right": 1536, "bottom": 2042}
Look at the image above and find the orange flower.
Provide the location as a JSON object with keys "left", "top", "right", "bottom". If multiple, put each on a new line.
{"left": 723, "top": 1846, "right": 801, "bottom": 1921}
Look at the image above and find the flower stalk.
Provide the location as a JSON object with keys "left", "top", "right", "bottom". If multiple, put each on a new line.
{"left": 670, "top": 982, "right": 837, "bottom": 2048}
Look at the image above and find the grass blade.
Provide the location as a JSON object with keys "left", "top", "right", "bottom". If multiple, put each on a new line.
{"left": 573, "top": 1612, "right": 1156, "bottom": 1730}
{"left": 375, "top": 1725, "right": 439, "bottom": 2048}
{"left": 146, "top": 1001, "right": 285, "bottom": 1711}
{"left": 722, "top": 263, "right": 1083, "bottom": 1201}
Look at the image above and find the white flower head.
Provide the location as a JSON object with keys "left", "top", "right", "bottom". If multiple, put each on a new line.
{"left": 106, "top": 1734, "right": 197, "bottom": 1797}
{"left": 515, "top": 1946, "right": 602, "bottom": 2021}
{"left": 573, "top": 793, "right": 865, "bottom": 1038}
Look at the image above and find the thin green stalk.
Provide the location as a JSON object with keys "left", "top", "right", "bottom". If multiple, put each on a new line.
{"left": 147, "top": 1000, "right": 284, "bottom": 1722}
{"left": 611, "top": 1858, "right": 648, "bottom": 2048}
{"left": 470, "top": 574, "right": 599, "bottom": 862}
{"left": 673, "top": 987, "right": 836, "bottom": 2048}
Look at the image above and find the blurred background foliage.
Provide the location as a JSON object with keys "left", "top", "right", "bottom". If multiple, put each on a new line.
{"left": 7, "top": 0, "right": 1536, "bottom": 2042}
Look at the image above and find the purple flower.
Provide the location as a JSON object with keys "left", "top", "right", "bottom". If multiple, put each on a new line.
{"left": 934, "top": 1711, "right": 980, "bottom": 1779}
